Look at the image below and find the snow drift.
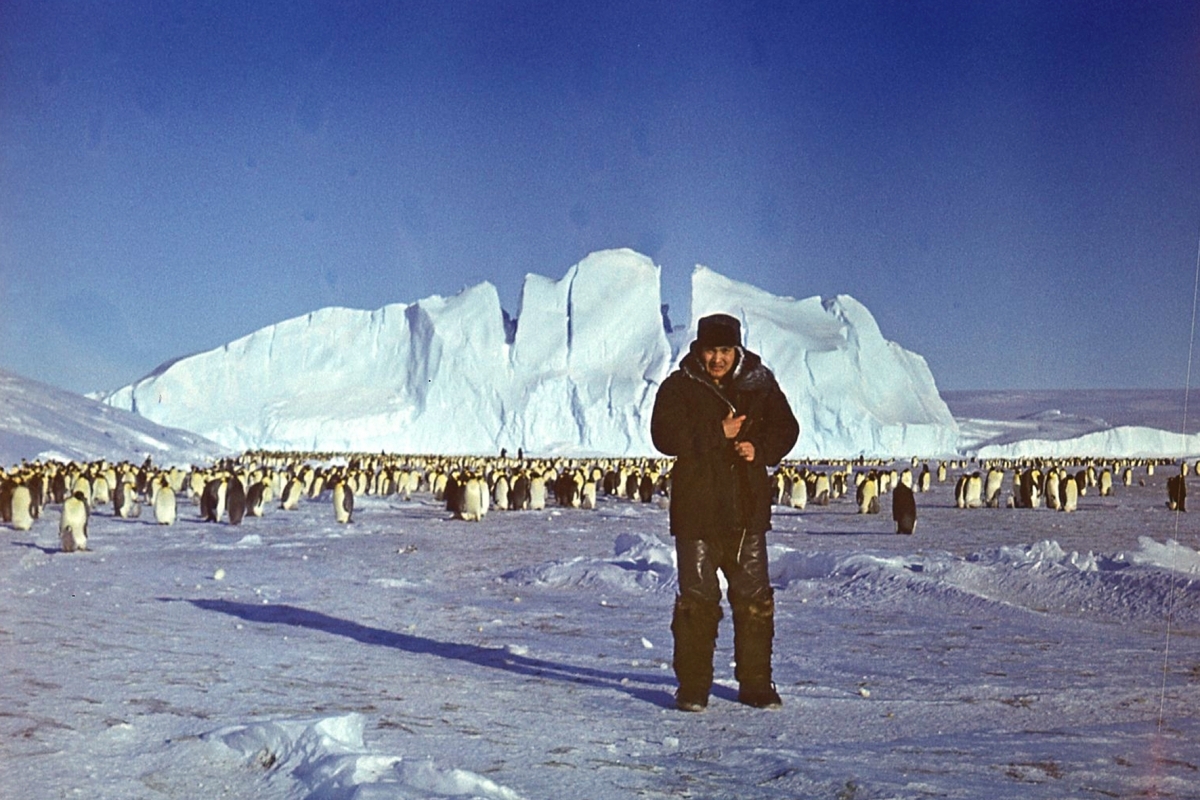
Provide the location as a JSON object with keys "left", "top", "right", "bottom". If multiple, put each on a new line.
{"left": 206, "top": 713, "right": 524, "bottom": 800}
{"left": 103, "top": 249, "right": 957, "bottom": 458}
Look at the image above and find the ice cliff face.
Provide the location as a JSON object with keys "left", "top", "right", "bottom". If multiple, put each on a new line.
{"left": 105, "top": 249, "right": 958, "bottom": 458}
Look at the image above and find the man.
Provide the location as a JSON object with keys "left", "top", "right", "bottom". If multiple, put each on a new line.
{"left": 651, "top": 313, "right": 799, "bottom": 711}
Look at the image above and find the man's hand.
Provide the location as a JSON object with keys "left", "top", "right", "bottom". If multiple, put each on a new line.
{"left": 734, "top": 441, "right": 755, "bottom": 462}
{"left": 722, "top": 410, "right": 746, "bottom": 439}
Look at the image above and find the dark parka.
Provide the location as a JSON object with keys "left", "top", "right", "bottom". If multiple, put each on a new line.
{"left": 651, "top": 348, "right": 799, "bottom": 541}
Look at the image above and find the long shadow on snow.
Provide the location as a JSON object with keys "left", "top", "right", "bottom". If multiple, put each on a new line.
{"left": 10, "top": 540, "right": 62, "bottom": 555}
{"left": 171, "top": 598, "right": 681, "bottom": 708}
{"left": 774, "top": 529, "right": 897, "bottom": 538}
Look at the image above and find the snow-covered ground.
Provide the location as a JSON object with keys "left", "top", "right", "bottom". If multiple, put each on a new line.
{"left": 4, "top": 377, "right": 1200, "bottom": 798}
{"left": 3, "top": 455, "right": 1200, "bottom": 799}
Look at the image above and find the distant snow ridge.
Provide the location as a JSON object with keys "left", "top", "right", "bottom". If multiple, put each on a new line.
{"left": 105, "top": 248, "right": 957, "bottom": 458}
{"left": 771, "top": 538, "right": 1200, "bottom": 623}
{"left": 976, "top": 425, "right": 1200, "bottom": 460}
{"left": 0, "top": 368, "right": 224, "bottom": 467}
{"left": 205, "top": 713, "right": 524, "bottom": 800}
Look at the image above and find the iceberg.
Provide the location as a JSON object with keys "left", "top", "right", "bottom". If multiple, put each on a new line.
{"left": 104, "top": 249, "right": 957, "bottom": 458}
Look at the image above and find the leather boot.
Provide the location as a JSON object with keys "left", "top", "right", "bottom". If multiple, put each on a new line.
{"left": 671, "top": 594, "right": 722, "bottom": 711}
{"left": 733, "top": 596, "right": 781, "bottom": 709}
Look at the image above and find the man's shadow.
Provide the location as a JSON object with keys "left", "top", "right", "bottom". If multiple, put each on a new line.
{"left": 167, "top": 598, "right": 684, "bottom": 708}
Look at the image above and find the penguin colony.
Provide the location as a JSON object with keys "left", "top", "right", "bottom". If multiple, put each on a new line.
{"left": 0, "top": 451, "right": 1192, "bottom": 550}
{"left": 768, "top": 454, "right": 1190, "bottom": 534}
{"left": 0, "top": 451, "right": 676, "bottom": 549}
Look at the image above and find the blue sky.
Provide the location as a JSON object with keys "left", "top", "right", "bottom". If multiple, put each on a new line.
{"left": 2, "top": 0, "right": 1199, "bottom": 394}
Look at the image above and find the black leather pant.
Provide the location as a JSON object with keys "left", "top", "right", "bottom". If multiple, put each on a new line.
{"left": 675, "top": 531, "right": 773, "bottom": 609}
{"left": 672, "top": 531, "right": 775, "bottom": 692}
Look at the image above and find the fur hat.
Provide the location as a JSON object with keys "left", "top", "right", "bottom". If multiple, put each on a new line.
{"left": 695, "top": 314, "right": 742, "bottom": 348}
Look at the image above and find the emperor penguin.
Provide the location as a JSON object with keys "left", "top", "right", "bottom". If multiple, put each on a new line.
{"left": 984, "top": 468, "right": 1005, "bottom": 508}
{"left": 351, "top": 469, "right": 368, "bottom": 497}
{"left": 960, "top": 472, "right": 983, "bottom": 509}
{"left": 789, "top": 473, "right": 808, "bottom": 509}
{"left": 1059, "top": 473, "right": 1079, "bottom": 512}
{"left": 245, "top": 481, "right": 267, "bottom": 517}
{"left": 308, "top": 472, "right": 326, "bottom": 499}
{"left": 114, "top": 479, "right": 141, "bottom": 519}
{"left": 154, "top": 481, "right": 177, "bottom": 525}
{"left": 555, "top": 472, "right": 578, "bottom": 508}
{"left": 772, "top": 471, "right": 787, "bottom": 505}
{"left": 529, "top": 474, "right": 547, "bottom": 511}
{"left": 1099, "top": 468, "right": 1114, "bottom": 497}
{"left": 459, "top": 476, "right": 488, "bottom": 521}
{"left": 399, "top": 470, "right": 417, "bottom": 501}
{"left": 637, "top": 473, "right": 654, "bottom": 503}
{"left": 892, "top": 481, "right": 917, "bottom": 535}
{"left": 1045, "top": 471, "right": 1061, "bottom": 510}
{"left": 856, "top": 472, "right": 880, "bottom": 514}
{"left": 225, "top": 476, "right": 247, "bottom": 526}
{"left": 90, "top": 474, "right": 112, "bottom": 508}
{"left": 71, "top": 474, "right": 93, "bottom": 507}
{"left": 1009, "top": 470, "right": 1023, "bottom": 508}
{"left": 624, "top": 471, "right": 640, "bottom": 500}
{"left": 1168, "top": 473, "right": 1187, "bottom": 512}
{"left": 443, "top": 474, "right": 462, "bottom": 512}
{"left": 0, "top": 476, "right": 14, "bottom": 523}
{"left": 188, "top": 470, "right": 207, "bottom": 502}
{"left": 333, "top": 479, "right": 354, "bottom": 524}
{"left": 572, "top": 472, "right": 587, "bottom": 508}
{"left": 812, "top": 473, "right": 831, "bottom": 506}
{"left": 279, "top": 477, "right": 303, "bottom": 511}
{"left": 476, "top": 475, "right": 491, "bottom": 516}
{"left": 47, "top": 470, "right": 67, "bottom": 505}
{"left": 200, "top": 477, "right": 227, "bottom": 523}
{"left": 259, "top": 474, "right": 275, "bottom": 505}
{"left": 508, "top": 473, "right": 531, "bottom": 510}
{"left": 581, "top": 480, "right": 598, "bottom": 510}
{"left": 166, "top": 466, "right": 184, "bottom": 494}
{"left": 492, "top": 474, "right": 510, "bottom": 511}
{"left": 60, "top": 491, "right": 89, "bottom": 552}
{"left": 29, "top": 473, "right": 45, "bottom": 519}
{"left": 10, "top": 482, "right": 35, "bottom": 531}
{"left": 265, "top": 469, "right": 283, "bottom": 500}
{"left": 1019, "top": 469, "right": 1041, "bottom": 509}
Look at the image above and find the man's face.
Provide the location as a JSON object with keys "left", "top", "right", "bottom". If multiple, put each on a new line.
{"left": 701, "top": 346, "right": 736, "bottom": 381}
